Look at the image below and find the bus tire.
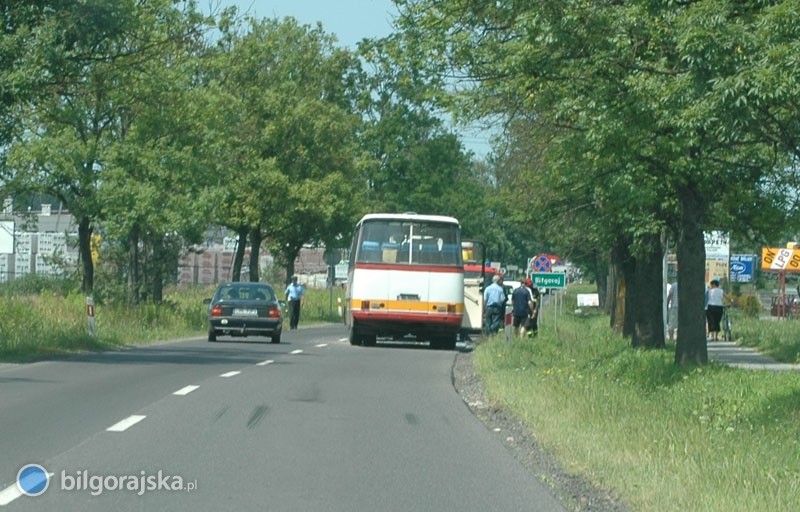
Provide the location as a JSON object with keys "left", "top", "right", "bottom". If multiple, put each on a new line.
{"left": 431, "top": 334, "right": 456, "bottom": 351}
{"left": 362, "top": 334, "right": 377, "bottom": 347}
{"left": 349, "top": 323, "right": 362, "bottom": 346}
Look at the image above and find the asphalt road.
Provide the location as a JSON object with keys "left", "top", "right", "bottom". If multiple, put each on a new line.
{"left": 0, "top": 325, "right": 566, "bottom": 511}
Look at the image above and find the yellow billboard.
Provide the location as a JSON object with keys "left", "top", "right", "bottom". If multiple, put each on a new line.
{"left": 761, "top": 247, "right": 800, "bottom": 272}
{"left": 705, "top": 259, "right": 729, "bottom": 283}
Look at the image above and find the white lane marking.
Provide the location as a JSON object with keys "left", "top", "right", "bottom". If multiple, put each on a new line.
{"left": 0, "top": 483, "right": 19, "bottom": 506}
{"left": 107, "top": 415, "right": 147, "bottom": 432}
{"left": 315, "top": 343, "right": 328, "bottom": 348}
{"left": 0, "top": 472, "right": 55, "bottom": 506}
{"left": 289, "top": 350, "right": 303, "bottom": 355}
{"left": 338, "top": 337, "right": 348, "bottom": 342}
{"left": 173, "top": 385, "right": 200, "bottom": 396}
{"left": 256, "top": 360, "right": 274, "bottom": 366}
{"left": 219, "top": 371, "right": 241, "bottom": 378}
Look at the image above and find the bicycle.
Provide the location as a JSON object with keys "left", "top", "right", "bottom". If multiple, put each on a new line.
{"left": 721, "top": 306, "right": 733, "bottom": 341}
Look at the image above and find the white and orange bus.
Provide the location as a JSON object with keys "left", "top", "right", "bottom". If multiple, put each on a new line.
{"left": 345, "top": 213, "right": 464, "bottom": 350}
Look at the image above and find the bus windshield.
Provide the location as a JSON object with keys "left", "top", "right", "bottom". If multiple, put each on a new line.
{"left": 355, "top": 219, "right": 462, "bottom": 266}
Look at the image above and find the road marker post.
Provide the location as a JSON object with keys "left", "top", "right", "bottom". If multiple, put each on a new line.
{"left": 87, "top": 296, "right": 97, "bottom": 337}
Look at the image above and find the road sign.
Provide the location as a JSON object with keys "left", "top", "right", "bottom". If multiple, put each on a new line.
{"left": 761, "top": 247, "right": 800, "bottom": 271}
{"left": 530, "top": 272, "right": 565, "bottom": 289}
{"left": 730, "top": 254, "right": 756, "bottom": 283}
{"left": 532, "top": 255, "right": 552, "bottom": 272}
{"left": 323, "top": 248, "right": 341, "bottom": 266}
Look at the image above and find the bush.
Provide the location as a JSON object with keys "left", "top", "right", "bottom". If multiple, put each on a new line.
{"left": 739, "top": 294, "right": 762, "bottom": 318}
{"left": 0, "top": 273, "right": 80, "bottom": 297}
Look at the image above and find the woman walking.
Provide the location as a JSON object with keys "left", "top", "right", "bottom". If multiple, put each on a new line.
{"left": 705, "top": 279, "right": 724, "bottom": 341}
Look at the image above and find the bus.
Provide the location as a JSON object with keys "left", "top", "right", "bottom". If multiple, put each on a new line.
{"left": 345, "top": 213, "right": 464, "bottom": 350}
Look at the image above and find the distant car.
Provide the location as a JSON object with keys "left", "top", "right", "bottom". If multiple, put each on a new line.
{"left": 204, "top": 282, "right": 283, "bottom": 343}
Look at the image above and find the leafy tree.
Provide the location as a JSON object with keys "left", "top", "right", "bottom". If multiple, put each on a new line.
{"left": 354, "top": 36, "right": 490, "bottom": 227}
{"left": 3, "top": 0, "right": 208, "bottom": 295}
{"left": 202, "top": 16, "right": 362, "bottom": 283}
{"left": 394, "top": 0, "right": 800, "bottom": 362}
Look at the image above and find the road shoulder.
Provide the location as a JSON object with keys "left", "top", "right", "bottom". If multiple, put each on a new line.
{"left": 452, "top": 350, "right": 629, "bottom": 512}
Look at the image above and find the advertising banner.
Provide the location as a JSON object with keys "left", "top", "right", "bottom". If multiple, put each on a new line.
{"left": 729, "top": 254, "right": 756, "bottom": 283}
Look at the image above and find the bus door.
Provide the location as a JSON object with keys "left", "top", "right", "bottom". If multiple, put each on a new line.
{"left": 461, "top": 240, "right": 487, "bottom": 335}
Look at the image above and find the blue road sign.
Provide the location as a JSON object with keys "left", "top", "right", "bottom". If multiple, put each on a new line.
{"left": 730, "top": 254, "right": 756, "bottom": 283}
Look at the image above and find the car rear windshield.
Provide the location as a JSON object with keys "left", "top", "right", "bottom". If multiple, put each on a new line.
{"left": 220, "top": 285, "right": 275, "bottom": 301}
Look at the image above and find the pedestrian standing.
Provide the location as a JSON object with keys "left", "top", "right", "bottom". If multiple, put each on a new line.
{"left": 483, "top": 274, "right": 506, "bottom": 335}
{"left": 705, "top": 279, "right": 724, "bottom": 341}
{"left": 525, "top": 278, "right": 540, "bottom": 337}
{"left": 285, "top": 275, "right": 305, "bottom": 329}
{"left": 667, "top": 281, "right": 678, "bottom": 342}
{"left": 511, "top": 280, "right": 533, "bottom": 337}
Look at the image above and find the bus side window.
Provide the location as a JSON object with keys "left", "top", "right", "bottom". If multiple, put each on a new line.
{"left": 360, "top": 241, "right": 381, "bottom": 262}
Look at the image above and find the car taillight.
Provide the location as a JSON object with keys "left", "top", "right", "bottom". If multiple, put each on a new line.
{"left": 267, "top": 306, "right": 281, "bottom": 318}
{"left": 210, "top": 305, "right": 223, "bottom": 317}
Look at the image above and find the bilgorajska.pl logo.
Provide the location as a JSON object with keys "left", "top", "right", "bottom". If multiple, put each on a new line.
{"left": 61, "top": 470, "right": 195, "bottom": 496}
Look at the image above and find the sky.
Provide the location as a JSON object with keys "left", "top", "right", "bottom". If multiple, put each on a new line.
{"left": 212, "top": 0, "right": 492, "bottom": 156}
{"left": 215, "top": 0, "right": 399, "bottom": 49}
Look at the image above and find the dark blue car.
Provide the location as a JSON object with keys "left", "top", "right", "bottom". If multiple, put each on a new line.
{"left": 204, "top": 282, "right": 284, "bottom": 343}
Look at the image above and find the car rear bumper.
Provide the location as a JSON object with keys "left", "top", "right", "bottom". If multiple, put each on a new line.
{"left": 209, "top": 318, "right": 282, "bottom": 336}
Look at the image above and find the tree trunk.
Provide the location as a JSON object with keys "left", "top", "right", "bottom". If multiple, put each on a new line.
{"left": 283, "top": 247, "right": 300, "bottom": 286}
{"left": 593, "top": 248, "right": 608, "bottom": 310}
{"left": 231, "top": 226, "right": 248, "bottom": 282}
{"left": 631, "top": 234, "right": 666, "bottom": 349}
{"left": 609, "top": 238, "right": 635, "bottom": 338}
{"left": 621, "top": 249, "right": 636, "bottom": 339}
{"left": 675, "top": 181, "right": 709, "bottom": 365}
{"left": 249, "top": 226, "right": 263, "bottom": 283}
{"left": 78, "top": 216, "right": 94, "bottom": 294}
{"left": 128, "top": 224, "right": 141, "bottom": 305}
{"left": 607, "top": 250, "right": 620, "bottom": 329}
{"left": 151, "top": 235, "right": 165, "bottom": 303}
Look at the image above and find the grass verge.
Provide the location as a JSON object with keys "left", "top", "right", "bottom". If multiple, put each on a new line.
{"left": 0, "top": 282, "right": 347, "bottom": 362}
{"left": 475, "top": 287, "right": 800, "bottom": 512}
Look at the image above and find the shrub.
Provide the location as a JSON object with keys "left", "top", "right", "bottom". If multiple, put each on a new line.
{"left": 739, "top": 294, "right": 762, "bottom": 318}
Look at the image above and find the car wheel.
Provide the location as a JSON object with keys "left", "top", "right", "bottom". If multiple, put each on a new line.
{"left": 271, "top": 332, "right": 281, "bottom": 344}
{"left": 208, "top": 328, "right": 217, "bottom": 342}
{"left": 362, "top": 334, "right": 377, "bottom": 347}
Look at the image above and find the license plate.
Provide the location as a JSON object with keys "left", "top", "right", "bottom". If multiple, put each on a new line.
{"left": 233, "top": 308, "right": 258, "bottom": 316}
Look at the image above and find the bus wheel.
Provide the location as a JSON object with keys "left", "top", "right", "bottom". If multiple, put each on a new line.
{"left": 362, "top": 334, "right": 377, "bottom": 347}
{"left": 431, "top": 334, "right": 456, "bottom": 351}
{"left": 349, "top": 324, "right": 362, "bottom": 346}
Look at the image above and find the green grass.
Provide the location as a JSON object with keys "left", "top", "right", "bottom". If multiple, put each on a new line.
{"left": 0, "top": 281, "right": 347, "bottom": 362}
{"left": 476, "top": 286, "right": 800, "bottom": 512}
{"left": 732, "top": 312, "right": 800, "bottom": 364}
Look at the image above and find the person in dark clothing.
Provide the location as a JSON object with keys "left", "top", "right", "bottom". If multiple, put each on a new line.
{"left": 512, "top": 281, "right": 534, "bottom": 337}
{"left": 525, "top": 278, "right": 540, "bottom": 337}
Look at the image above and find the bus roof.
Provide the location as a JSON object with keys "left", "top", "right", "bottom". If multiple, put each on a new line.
{"left": 359, "top": 213, "right": 460, "bottom": 225}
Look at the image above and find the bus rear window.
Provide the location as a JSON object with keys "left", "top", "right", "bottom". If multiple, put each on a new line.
{"left": 356, "top": 220, "right": 461, "bottom": 266}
